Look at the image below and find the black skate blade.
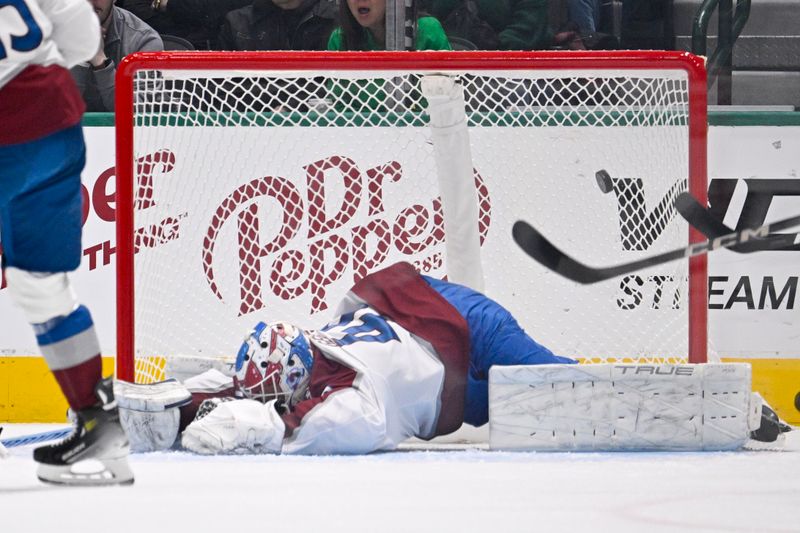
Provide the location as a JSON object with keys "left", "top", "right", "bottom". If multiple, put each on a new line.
{"left": 37, "top": 457, "right": 135, "bottom": 486}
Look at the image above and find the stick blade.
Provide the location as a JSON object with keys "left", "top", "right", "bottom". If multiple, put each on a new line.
{"left": 512, "top": 220, "right": 604, "bottom": 284}
{"left": 675, "top": 192, "right": 797, "bottom": 253}
{"left": 675, "top": 192, "right": 732, "bottom": 238}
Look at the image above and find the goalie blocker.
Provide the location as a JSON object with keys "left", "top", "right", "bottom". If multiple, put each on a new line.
{"left": 489, "top": 363, "right": 765, "bottom": 451}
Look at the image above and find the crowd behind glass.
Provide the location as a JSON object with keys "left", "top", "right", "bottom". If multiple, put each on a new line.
{"left": 75, "top": 0, "right": 677, "bottom": 111}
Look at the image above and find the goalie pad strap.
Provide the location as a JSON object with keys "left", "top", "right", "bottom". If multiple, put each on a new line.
{"left": 489, "top": 363, "right": 758, "bottom": 452}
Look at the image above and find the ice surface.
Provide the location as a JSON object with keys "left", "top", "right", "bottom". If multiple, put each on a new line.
{"left": 1, "top": 424, "right": 799, "bottom": 533}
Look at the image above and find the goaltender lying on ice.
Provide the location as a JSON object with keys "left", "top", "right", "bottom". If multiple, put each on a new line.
{"left": 115, "top": 262, "right": 791, "bottom": 455}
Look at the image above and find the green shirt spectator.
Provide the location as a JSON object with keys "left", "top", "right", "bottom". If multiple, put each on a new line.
{"left": 421, "top": 0, "right": 552, "bottom": 50}
{"left": 326, "top": 2, "right": 450, "bottom": 114}
{"left": 327, "top": 16, "right": 452, "bottom": 51}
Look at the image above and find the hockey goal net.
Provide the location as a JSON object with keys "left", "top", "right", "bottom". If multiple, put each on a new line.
{"left": 115, "top": 51, "right": 708, "bottom": 384}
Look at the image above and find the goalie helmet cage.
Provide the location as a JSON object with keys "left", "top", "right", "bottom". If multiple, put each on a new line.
{"left": 115, "top": 50, "right": 708, "bottom": 384}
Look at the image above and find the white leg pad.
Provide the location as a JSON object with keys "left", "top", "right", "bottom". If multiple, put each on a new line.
{"left": 119, "top": 408, "right": 181, "bottom": 453}
{"left": 115, "top": 379, "right": 192, "bottom": 452}
{"left": 115, "top": 378, "right": 192, "bottom": 412}
{"left": 489, "top": 363, "right": 758, "bottom": 452}
{"left": 4, "top": 268, "right": 77, "bottom": 323}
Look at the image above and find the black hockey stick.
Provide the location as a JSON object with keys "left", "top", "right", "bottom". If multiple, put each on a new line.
{"left": 674, "top": 192, "right": 800, "bottom": 253}
{"left": 512, "top": 212, "right": 800, "bottom": 284}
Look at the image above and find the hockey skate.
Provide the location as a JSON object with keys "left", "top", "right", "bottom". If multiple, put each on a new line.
{"left": 750, "top": 403, "right": 793, "bottom": 444}
{"left": 34, "top": 377, "right": 134, "bottom": 486}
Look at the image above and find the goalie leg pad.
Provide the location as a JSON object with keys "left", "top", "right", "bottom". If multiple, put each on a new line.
{"left": 489, "top": 363, "right": 756, "bottom": 452}
{"left": 119, "top": 407, "right": 181, "bottom": 453}
{"left": 114, "top": 378, "right": 192, "bottom": 412}
{"left": 115, "top": 379, "right": 192, "bottom": 452}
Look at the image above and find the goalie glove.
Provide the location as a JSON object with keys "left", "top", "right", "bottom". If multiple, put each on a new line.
{"left": 194, "top": 397, "right": 235, "bottom": 421}
{"left": 181, "top": 399, "right": 285, "bottom": 455}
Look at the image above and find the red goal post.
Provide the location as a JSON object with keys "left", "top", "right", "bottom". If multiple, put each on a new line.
{"left": 115, "top": 50, "right": 708, "bottom": 383}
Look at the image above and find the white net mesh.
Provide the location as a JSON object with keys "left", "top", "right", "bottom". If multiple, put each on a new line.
{"left": 121, "top": 55, "right": 706, "bottom": 383}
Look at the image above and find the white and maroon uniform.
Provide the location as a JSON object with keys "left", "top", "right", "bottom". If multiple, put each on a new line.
{"left": 182, "top": 263, "right": 470, "bottom": 455}
{"left": 1, "top": 1, "right": 105, "bottom": 414}
{"left": 281, "top": 263, "right": 469, "bottom": 454}
{"left": 0, "top": 0, "right": 100, "bottom": 144}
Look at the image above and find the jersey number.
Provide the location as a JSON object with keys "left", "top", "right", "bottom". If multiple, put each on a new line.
{"left": 0, "top": 0, "right": 44, "bottom": 60}
{"left": 329, "top": 310, "right": 399, "bottom": 346}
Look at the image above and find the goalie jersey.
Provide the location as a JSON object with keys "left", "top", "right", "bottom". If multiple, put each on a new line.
{"left": 175, "top": 262, "right": 570, "bottom": 454}
{"left": 178, "top": 263, "right": 471, "bottom": 455}
{"left": 279, "top": 263, "right": 470, "bottom": 454}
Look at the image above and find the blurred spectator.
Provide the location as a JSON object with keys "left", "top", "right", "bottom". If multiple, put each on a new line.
{"left": 206, "top": 0, "right": 336, "bottom": 114}
{"left": 71, "top": 0, "right": 163, "bottom": 112}
{"left": 218, "top": 0, "right": 336, "bottom": 51}
{"left": 561, "top": 0, "right": 617, "bottom": 50}
{"left": 568, "top": 0, "right": 599, "bottom": 35}
{"left": 621, "top": 0, "right": 668, "bottom": 50}
{"left": 328, "top": 0, "right": 451, "bottom": 50}
{"left": 117, "top": 0, "right": 251, "bottom": 49}
{"left": 420, "top": 0, "right": 552, "bottom": 50}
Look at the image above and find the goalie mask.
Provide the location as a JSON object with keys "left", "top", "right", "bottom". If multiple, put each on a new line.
{"left": 234, "top": 321, "right": 314, "bottom": 406}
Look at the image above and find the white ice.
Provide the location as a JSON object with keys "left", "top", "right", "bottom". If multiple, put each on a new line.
{"left": 1, "top": 424, "right": 799, "bottom": 533}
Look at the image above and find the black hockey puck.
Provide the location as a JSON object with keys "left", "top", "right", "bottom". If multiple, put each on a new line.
{"left": 795, "top": 391, "right": 800, "bottom": 412}
{"left": 595, "top": 169, "right": 613, "bottom": 194}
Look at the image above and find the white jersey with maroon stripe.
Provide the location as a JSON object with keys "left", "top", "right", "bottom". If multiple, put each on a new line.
{"left": 0, "top": 0, "right": 100, "bottom": 89}
{"left": 178, "top": 263, "right": 470, "bottom": 455}
{"left": 281, "top": 300, "right": 446, "bottom": 455}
